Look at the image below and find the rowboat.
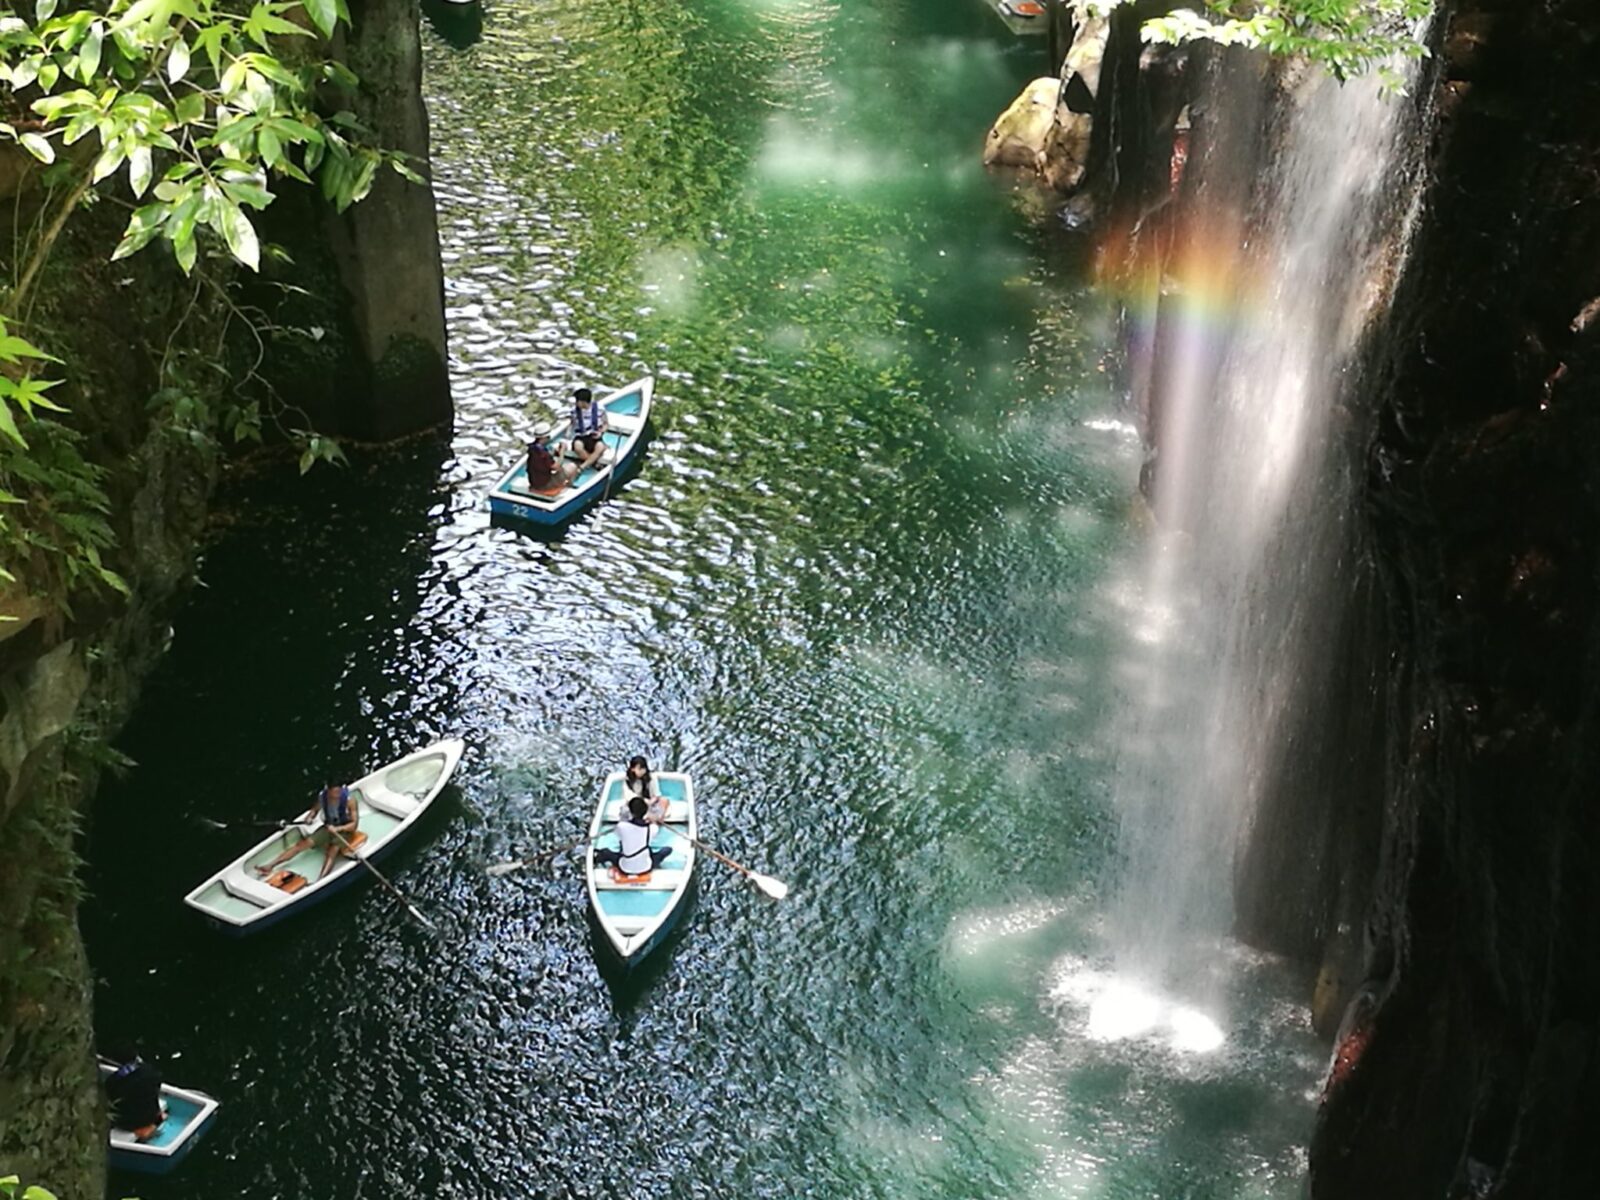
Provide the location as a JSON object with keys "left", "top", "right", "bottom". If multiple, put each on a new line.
{"left": 991, "top": 0, "right": 1048, "bottom": 35}
{"left": 585, "top": 771, "right": 696, "bottom": 963}
{"left": 99, "top": 1061, "right": 219, "bottom": 1175}
{"left": 182, "top": 738, "right": 464, "bottom": 934}
{"left": 487, "top": 376, "right": 654, "bottom": 527}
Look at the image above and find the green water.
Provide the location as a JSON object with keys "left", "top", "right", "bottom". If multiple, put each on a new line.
{"left": 81, "top": 1, "right": 1320, "bottom": 1196}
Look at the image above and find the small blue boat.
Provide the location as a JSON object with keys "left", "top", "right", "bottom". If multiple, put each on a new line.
{"left": 585, "top": 771, "right": 696, "bottom": 965}
{"left": 487, "top": 377, "right": 654, "bottom": 527}
{"left": 99, "top": 1061, "right": 220, "bottom": 1175}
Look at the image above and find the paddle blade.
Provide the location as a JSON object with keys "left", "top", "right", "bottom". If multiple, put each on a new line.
{"left": 751, "top": 872, "right": 789, "bottom": 900}
{"left": 486, "top": 860, "right": 527, "bottom": 878}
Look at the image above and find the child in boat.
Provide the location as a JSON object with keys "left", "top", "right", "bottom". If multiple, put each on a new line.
{"left": 254, "top": 785, "right": 362, "bottom": 881}
{"left": 104, "top": 1044, "right": 166, "bottom": 1141}
{"left": 624, "top": 755, "right": 668, "bottom": 823}
{"left": 525, "top": 422, "right": 575, "bottom": 493}
{"left": 596, "top": 795, "right": 673, "bottom": 876}
{"left": 563, "top": 387, "right": 608, "bottom": 473}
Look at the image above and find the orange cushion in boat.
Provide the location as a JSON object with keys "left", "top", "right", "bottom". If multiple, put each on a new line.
{"left": 338, "top": 830, "right": 369, "bottom": 854}
{"left": 608, "top": 866, "right": 653, "bottom": 884}
{"left": 266, "top": 870, "right": 307, "bottom": 893}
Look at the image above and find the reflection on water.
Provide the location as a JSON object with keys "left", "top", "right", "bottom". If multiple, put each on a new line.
{"left": 79, "top": 1, "right": 1316, "bottom": 1197}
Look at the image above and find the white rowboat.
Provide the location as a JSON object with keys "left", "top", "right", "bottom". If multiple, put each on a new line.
{"left": 584, "top": 771, "right": 696, "bottom": 963}
{"left": 182, "top": 738, "right": 464, "bottom": 934}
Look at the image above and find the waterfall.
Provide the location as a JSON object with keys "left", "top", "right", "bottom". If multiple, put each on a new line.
{"left": 1099, "top": 53, "right": 1427, "bottom": 1025}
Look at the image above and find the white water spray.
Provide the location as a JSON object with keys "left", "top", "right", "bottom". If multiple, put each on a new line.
{"left": 1103, "top": 61, "right": 1426, "bottom": 1015}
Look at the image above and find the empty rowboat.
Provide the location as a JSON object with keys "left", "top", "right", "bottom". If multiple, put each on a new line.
{"left": 487, "top": 376, "right": 654, "bottom": 527}
{"left": 99, "top": 1061, "right": 220, "bottom": 1175}
{"left": 182, "top": 738, "right": 464, "bottom": 934}
{"left": 584, "top": 770, "right": 696, "bottom": 964}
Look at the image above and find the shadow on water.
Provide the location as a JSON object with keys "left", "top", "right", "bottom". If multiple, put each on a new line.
{"left": 421, "top": 0, "right": 484, "bottom": 50}
{"left": 586, "top": 875, "right": 701, "bottom": 1012}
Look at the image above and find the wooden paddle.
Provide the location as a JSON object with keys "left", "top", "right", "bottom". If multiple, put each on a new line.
{"left": 486, "top": 833, "right": 595, "bottom": 877}
{"left": 324, "top": 825, "right": 436, "bottom": 931}
{"left": 668, "top": 830, "right": 789, "bottom": 900}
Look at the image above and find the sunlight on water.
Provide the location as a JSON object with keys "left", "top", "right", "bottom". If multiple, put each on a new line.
{"left": 75, "top": 3, "right": 1330, "bottom": 1198}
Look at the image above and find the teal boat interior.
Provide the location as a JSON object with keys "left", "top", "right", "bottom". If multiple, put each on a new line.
{"left": 187, "top": 804, "right": 404, "bottom": 921}
{"left": 121, "top": 1090, "right": 207, "bottom": 1149}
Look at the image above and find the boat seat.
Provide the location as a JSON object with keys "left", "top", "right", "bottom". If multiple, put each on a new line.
{"left": 592, "top": 867, "right": 688, "bottom": 891}
{"left": 604, "top": 413, "right": 641, "bottom": 435}
{"left": 362, "top": 790, "right": 413, "bottom": 819}
{"left": 602, "top": 799, "right": 690, "bottom": 824}
{"left": 222, "top": 870, "right": 290, "bottom": 908}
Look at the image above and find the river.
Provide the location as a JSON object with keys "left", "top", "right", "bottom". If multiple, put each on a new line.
{"left": 82, "top": 1, "right": 1320, "bottom": 1196}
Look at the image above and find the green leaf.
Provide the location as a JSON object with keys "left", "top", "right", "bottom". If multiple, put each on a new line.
{"left": 172, "top": 225, "right": 197, "bottom": 273}
{"left": 38, "top": 61, "right": 59, "bottom": 90}
{"left": 0, "top": 400, "right": 26, "bottom": 449}
{"left": 174, "top": 91, "right": 204, "bottom": 124}
{"left": 78, "top": 22, "right": 102, "bottom": 82}
{"left": 257, "top": 124, "right": 281, "bottom": 167}
{"left": 167, "top": 36, "right": 190, "bottom": 83}
{"left": 127, "top": 144, "right": 152, "bottom": 197}
{"left": 219, "top": 199, "right": 259, "bottom": 270}
{"left": 19, "top": 133, "right": 55, "bottom": 164}
{"left": 305, "top": 0, "right": 338, "bottom": 38}
{"left": 220, "top": 176, "right": 273, "bottom": 210}
{"left": 10, "top": 57, "right": 39, "bottom": 90}
{"left": 0, "top": 332, "right": 58, "bottom": 363}
{"left": 111, "top": 203, "right": 167, "bottom": 260}
{"left": 36, "top": 0, "right": 59, "bottom": 21}
{"left": 90, "top": 139, "right": 124, "bottom": 183}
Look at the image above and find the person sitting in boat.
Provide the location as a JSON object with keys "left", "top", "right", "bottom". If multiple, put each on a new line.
{"left": 563, "top": 386, "right": 608, "bottom": 474}
{"left": 623, "top": 755, "right": 668, "bottom": 823}
{"left": 254, "top": 784, "right": 362, "bottom": 882}
{"left": 104, "top": 1043, "right": 166, "bottom": 1141}
{"left": 596, "top": 794, "right": 673, "bottom": 877}
{"left": 525, "top": 422, "right": 576, "bottom": 493}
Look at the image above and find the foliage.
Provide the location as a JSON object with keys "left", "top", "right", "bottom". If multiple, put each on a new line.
{"left": 0, "top": 0, "right": 421, "bottom": 277}
{"left": 0, "top": 0, "right": 412, "bottom": 616}
{"left": 1, "top": 1175, "right": 61, "bottom": 1200}
{"left": 0, "top": 393, "right": 127, "bottom": 610}
{"left": 1092, "top": 1, "right": 1434, "bottom": 85}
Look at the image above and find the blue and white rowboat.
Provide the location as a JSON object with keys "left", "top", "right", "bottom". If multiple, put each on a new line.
{"left": 99, "top": 1061, "right": 220, "bottom": 1175}
{"left": 585, "top": 771, "right": 696, "bottom": 964}
{"left": 182, "top": 738, "right": 464, "bottom": 935}
{"left": 487, "top": 376, "right": 654, "bottom": 526}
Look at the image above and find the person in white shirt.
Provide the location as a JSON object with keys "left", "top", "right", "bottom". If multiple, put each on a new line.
{"left": 596, "top": 795, "right": 673, "bottom": 877}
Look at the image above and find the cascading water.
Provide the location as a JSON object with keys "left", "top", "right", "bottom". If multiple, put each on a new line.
{"left": 1096, "top": 52, "right": 1428, "bottom": 1036}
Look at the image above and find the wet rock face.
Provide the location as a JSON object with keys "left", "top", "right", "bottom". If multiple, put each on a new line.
{"left": 985, "top": 77, "right": 1067, "bottom": 172}
{"left": 248, "top": 0, "right": 451, "bottom": 442}
{"left": 1313, "top": 3, "right": 1600, "bottom": 1197}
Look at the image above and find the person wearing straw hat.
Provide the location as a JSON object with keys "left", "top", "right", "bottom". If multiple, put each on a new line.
{"left": 525, "top": 421, "right": 575, "bottom": 493}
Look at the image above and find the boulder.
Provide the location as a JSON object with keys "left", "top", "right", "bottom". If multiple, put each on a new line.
{"left": 985, "top": 77, "right": 1064, "bottom": 170}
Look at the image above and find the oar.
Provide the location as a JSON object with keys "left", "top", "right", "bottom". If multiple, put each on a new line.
{"left": 486, "top": 832, "right": 596, "bottom": 877}
{"left": 200, "top": 816, "right": 300, "bottom": 832}
{"left": 324, "top": 825, "right": 436, "bottom": 931}
{"left": 669, "top": 830, "right": 788, "bottom": 900}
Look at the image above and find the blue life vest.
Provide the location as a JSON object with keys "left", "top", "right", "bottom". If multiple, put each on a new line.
{"left": 320, "top": 787, "right": 351, "bottom": 826}
{"left": 572, "top": 400, "right": 603, "bottom": 437}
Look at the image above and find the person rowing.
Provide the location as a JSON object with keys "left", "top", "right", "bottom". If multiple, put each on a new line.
{"left": 255, "top": 785, "right": 362, "bottom": 882}
{"left": 596, "top": 795, "right": 672, "bottom": 877}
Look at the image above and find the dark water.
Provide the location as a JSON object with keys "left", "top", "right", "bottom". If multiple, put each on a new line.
{"left": 81, "top": 2, "right": 1320, "bottom": 1196}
